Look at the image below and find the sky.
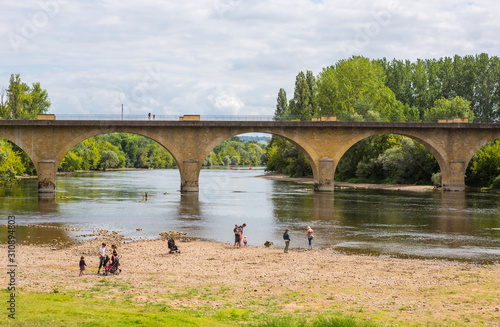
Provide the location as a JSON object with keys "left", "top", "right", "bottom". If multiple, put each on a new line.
{"left": 1, "top": 0, "right": 499, "bottom": 118}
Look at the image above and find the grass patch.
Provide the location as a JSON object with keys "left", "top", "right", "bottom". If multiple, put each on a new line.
{"left": 8, "top": 291, "right": 385, "bottom": 327}
{"left": 12, "top": 292, "right": 234, "bottom": 327}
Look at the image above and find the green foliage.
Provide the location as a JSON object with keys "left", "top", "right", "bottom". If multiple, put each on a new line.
{"left": 1, "top": 74, "right": 51, "bottom": 120}
{"left": 274, "top": 88, "right": 289, "bottom": 121}
{"left": 380, "top": 54, "right": 500, "bottom": 121}
{"left": 204, "top": 136, "right": 265, "bottom": 167}
{"left": 265, "top": 136, "right": 312, "bottom": 177}
{"left": 424, "top": 96, "right": 474, "bottom": 121}
{"left": 335, "top": 134, "right": 438, "bottom": 184}
{"left": 316, "top": 56, "right": 406, "bottom": 121}
{"left": 0, "top": 139, "right": 25, "bottom": 185}
{"left": 431, "top": 172, "right": 442, "bottom": 186}
{"left": 490, "top": 175, "right": 500, "bottom": 189}
{"left": 467, "top": 139, "right": 500, "bottom": 187}
{"left": 58, "top": 133, "right": 177, "bottom": 172}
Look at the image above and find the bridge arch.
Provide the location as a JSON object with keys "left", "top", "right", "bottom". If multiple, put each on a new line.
{"left": 464, "top": 133, "right": 500, "bottom": 186}
{"left": 194, "top": 128, "right": 323, "bottom": 188}
{"left": 0, "top": 136, "right": 37, "bottom": 178}
{"left": 334, "top": 131, "right": 441, "bottom": 184}
{"left": 54, "top": 128, "right": 181, "bottom": 169}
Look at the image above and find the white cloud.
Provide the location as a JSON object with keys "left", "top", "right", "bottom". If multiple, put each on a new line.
{"left": 1, "top": 0, "right": 500, "bottom": 117}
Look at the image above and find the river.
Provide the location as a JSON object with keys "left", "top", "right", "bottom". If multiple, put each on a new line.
{"left": 1, "top": 168, "right": 499, "bottom": 262}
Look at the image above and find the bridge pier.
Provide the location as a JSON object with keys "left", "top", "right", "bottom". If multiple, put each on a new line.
{"left": 180, "top": 159, "right": 200, "bottom": 192}
{"left": 37, "top": 159, "right": 57, "bottom": 197}
{"left": 441, "top": 159, "right": 467, "bottom": 191}
{"left": 314, "top": 158, "right": 335, "bottom": 192}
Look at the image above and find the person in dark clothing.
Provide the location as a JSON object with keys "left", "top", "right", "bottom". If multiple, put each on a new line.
{"left": 233, "top": 224, "right": 240, "bottom": 248}
{"left": 79, "top": 256, "right": 87, "bottom": 276}
{"left": 283, "top": 228, "right": 291, "bottom": 253}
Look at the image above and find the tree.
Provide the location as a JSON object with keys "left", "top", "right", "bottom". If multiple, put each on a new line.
{"left": 290, "top": 71, "right": 314, "bottom": 120}
{"left": 100, "top": 150, "right": 120, "bottom": 170}
{"left": 424, "top": 96, "right": 474, "bottom": 121}
{"left": 4, "top": 74, "right": 51, "bottom": 120}
{"left": 0, "top": 139, "right": 25, "bottom": 184}
{"left": 0, "top": 89, "right": 8, "bottom": 118}
{"left": 317, "top": 56, "right": 405, "bottom": 121}
{"left": 274, "top": 88, "right": 288, "bottom": 120}
{"left": 6, "top": 74, "right": 30, "bottom": 119}
{"left": 467, "top": 139, "right": 500, "bottom": 187}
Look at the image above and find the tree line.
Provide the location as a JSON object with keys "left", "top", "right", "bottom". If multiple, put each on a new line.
{"left": 268, "top": 55, "right": 500, "bottom": 188}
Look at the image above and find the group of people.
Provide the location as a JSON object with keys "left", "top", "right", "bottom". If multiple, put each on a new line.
{"left": 78, "top": 242, "right": 121, "bottom": 276}
{"left": 233, "top": 223, "right": 247, "bottom": 248}
{"left": 283, "top": 226, "right": 314, "bottom": 253}
{"left": 232, "top": 224, "right": 315, "bottom": 253}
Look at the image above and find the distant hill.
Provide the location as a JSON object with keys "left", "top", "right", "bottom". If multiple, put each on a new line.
{"left": 238, "top": 135, "right": 271, "bottom": 143}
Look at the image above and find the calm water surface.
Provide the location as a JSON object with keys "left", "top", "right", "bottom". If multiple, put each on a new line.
{"left": 1, "top": 168, "right": 499, "bottom": 262}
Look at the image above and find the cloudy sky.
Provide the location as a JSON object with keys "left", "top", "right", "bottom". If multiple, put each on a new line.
{"left": 1, "top": 0, "right": 499, "bottom": 118}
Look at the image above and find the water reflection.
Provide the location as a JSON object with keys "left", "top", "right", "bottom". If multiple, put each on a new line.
{"left": 178, "top": 193, "right": 200, "bottom": 219}
{"left": 37, "top": 197, "right": 58, "bottom": 213}
{"left": 311, "top": 192, "right": 335, "bottom": 221}
{"left": 434, "top": 191, "right": 473, "bottom": 234}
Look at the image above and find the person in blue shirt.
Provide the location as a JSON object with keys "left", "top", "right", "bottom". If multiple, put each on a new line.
{"left": 283, "top": 228, "right": 290, "bottom": 253}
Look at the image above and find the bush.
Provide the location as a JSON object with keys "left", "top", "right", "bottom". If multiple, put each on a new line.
{"left": 431, "top": 172, "right": 442, "bottom": 185}
{"left": 490, "top": 175, "right": 500, "bottom": 189}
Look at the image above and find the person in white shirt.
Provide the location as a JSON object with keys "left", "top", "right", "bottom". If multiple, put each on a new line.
{"left": 97, "top": 243, "right": 106, "bottom": 274}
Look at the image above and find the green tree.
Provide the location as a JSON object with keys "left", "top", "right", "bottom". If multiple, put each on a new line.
{"left": 317, "top": 56, "right": 405, "bottom": 121}
{"left": 100, "top": 150, "right": 120, "bottom": 170}
{"left": 424, "top": 96, "right": 474, "bottom": 121}
{"left": 290, "top": 71, "right": 315, "bottom": 120}
{"left": 467, "top": 139, "right": 500, "bottom": 187}
{"left": 0, "top": 139, "right": 25, "bottom": 184}
{"left": 4, "top": 74, "right": 50, "bottom": 120}
{"left": 274, "top": 88, "right": 288, "bottom": 120}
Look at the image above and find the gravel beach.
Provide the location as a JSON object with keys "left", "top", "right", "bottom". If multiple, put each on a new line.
{"left": 2, "top": 234, "right": 499, "bottom": 326}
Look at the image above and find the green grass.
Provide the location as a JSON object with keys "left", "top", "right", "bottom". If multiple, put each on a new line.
{"left": 5, "top": 291, "right": 386, "bottom": 327}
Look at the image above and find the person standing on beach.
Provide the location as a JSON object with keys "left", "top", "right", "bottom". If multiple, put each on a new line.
{"left": 283, "top": 228, "right": 290, "bottom": 253}
{"left": 306, "top": 226, "right": 314, "bottom": 250}
{"left": 79, "top": 256, "right": 86, "bottom": 276}
{"left": 97, "top": 243, "right": 106, "bottom": 274}
{"left": 233, "top": 224, "right": 240, "bottom": 248}
{"left": 238, "top": 223, "right": 246, "bottom": 248}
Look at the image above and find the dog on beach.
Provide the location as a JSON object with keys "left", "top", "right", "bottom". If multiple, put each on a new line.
{"left": 264, "top": 241, "right": 274, "bottom": 248}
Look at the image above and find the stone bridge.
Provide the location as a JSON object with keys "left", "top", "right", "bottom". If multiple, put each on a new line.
{"left": 1, "top": 120, "right": 500, "bottom": 196}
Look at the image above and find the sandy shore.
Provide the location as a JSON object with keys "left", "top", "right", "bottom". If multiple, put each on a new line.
{"left": 259, "top": 172, "right": 436, "bottom": 192}
{"left": 2, "top": 235, "right": 499, "bottom": 326}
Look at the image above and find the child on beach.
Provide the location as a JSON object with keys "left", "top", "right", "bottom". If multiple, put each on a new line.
{"left": 79, "top": 256, "right": 86, "bottom": 276}
{"left": 243, "top": 236, "right": 248, "bottom": 247}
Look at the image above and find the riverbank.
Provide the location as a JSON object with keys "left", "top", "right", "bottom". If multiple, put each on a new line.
{"left": 259, "top": 172, "right": 437, "bottom": 192}
{"left": 2, "top": 236, "right": 498, "bottom": 326}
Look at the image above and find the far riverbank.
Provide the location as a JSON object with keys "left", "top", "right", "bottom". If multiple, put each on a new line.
{"left": 259, "top": 172, "right": 436, "bottom": 192}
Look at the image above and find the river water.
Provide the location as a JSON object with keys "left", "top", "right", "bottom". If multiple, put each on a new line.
{"left": 1, "top": 168, "right": 499, "bottom": 262}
